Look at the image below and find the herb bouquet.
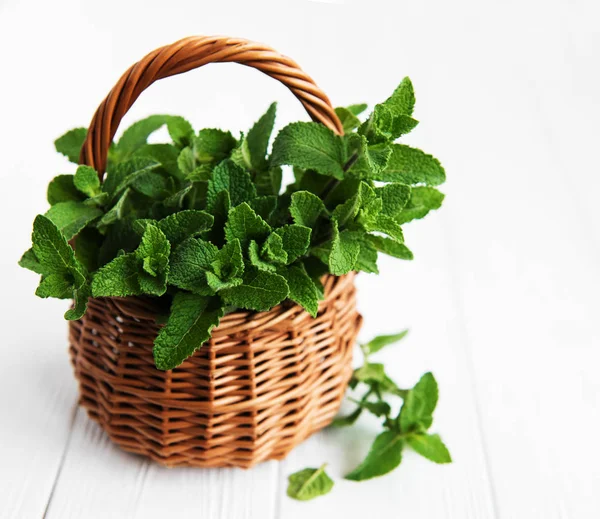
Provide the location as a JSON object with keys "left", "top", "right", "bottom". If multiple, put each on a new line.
{"left": 19, "top": 36, "right": 445, "bottom": 469}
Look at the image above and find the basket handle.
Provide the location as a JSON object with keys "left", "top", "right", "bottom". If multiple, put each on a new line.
{"left": 80, "top": 35, "right": 343, "bottom": 177}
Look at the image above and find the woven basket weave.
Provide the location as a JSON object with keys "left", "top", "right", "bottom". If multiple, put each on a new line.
{"left": 68, "top": 35, "right": 362, "bottom": 468}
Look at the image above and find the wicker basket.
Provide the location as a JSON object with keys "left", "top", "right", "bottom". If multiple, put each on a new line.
{"left": 68, "top": 36, "right": 362, "bottom": 468}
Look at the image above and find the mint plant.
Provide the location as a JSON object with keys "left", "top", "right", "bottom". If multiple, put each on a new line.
{"left": 20, "top": 78, "right": 445, "bottom": 370}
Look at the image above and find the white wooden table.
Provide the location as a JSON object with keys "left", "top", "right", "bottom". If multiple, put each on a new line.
{"left": 1, "top": 0, "right": 598, "bottom": 517}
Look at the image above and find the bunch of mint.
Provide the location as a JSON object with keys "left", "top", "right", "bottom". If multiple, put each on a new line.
{"left": 19, "top": 78, "right": 445, "bottom": 370}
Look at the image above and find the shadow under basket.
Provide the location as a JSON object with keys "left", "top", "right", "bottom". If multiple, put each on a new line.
{"left": 68, "top": 274, "right": 362, "bottom": 468}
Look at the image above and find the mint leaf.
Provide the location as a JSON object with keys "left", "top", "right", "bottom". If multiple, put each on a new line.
{"left": 345, "top": 135, "right": 392, "bottom": 179}
{"left": 19, "top": 248, "right": 49, "bottom": 276}
{"left": 331, "top": 407, "right": 362, "bottom": 428}
{"left": 353, "top": 233, "right": 379, "bottom": 274}
{"left": 246, "top": 102, "right": 276, "bottom": 171}
{"left": 249, "top": 240, "right": 277, "bottom": 272}
{"left": 290, "top": 191, "right": 326, "bottom": 229}
{"left": 352, "top": 399, "right": 391, "bottom": 417}
{"left": 221, "top": 268, "right": 288, "bottom": 311}
{"left": 354, "top": 363, "right": 386, "bottom": 383}
{"left": 156, "top": 210, "right": 214, "bottom": 246}
{"left": 262, "top": 233, "right": 287, "bottom": 265}
{"left": 195, "top": 128, "right": 237, "bottom": 163}
{"left": 212, "top": 239, "right": 244, "bottom": 281}
{"left": 328, "top": 222, "right": 360, "bottom": 275}
{"left": 224, "top": 203, "right": 271, "bottom": 247}
{"left": 287, "top": 464, "right": 334, "bottom": 501}
{"left": 248, "top": 196, "right": 277, "bottom": 222}
{"left": 384, "top": 77, "right": 416, "bottom": 117}
{"left": 44, "top": 201, "right": 102, "bottom": 241}
{"left": 168, "top": 238, "right": 218, "bottom": 295}
{"left": 362, "top": 330, "right": 408, "bottom": 355}
{"left": 133, "top": 143, "right": 182, "bottom": 179}
{"left": 73, "top": 165, "right": 101, "bottom": 197}
{"left": 376, "top": 183, "right": 411, "bottom": 218}
{"left": 55, "top": 128, "right": 86, "bottom": 163}
{"left": 153, "top": 293, "right": 224, "bottom": 370}
{"left": 36, "top": 274, "right": 73, "bottom": 299}
{"left": 207, "top": 159, "right": 256, "bottom": 209}
{"left": 274, "top": 224, "right": 311, "bottom": 264}
{"left": 91, "top": 254, "right": 144, "bottom": 296}
{"left": 399, "top": 372, "right": 438, "bottom": 432}
{"left": 374, "top": 144, "right": 446, "bottom": 185}
{"left": 65, "top": 282, "right": 91, "bottom": 321}
{"left": 396, "top": 187, "right": 445, "bottom": 224}
{"left": 135, "top": 225, "right": 170, "bottom": 274}
{"left": 407, "top": 433, "right": 452, "bottom": 464}
{"left": 271, "top": 122, "right": 345, "bottom": 179}
{"left": 335, "top": 106, "right": 362, "bottom": 133}
{"left": 362, "top": 214, "right": 404, "bottom": 243}
{"left": 47, "top": 174, "right": 84, "bottom": 205}
{"left": 279, "top": 263, "right": 321, "bottom": 317}
{"left": 345, "top": 431, "right": 403, "bottom": 481}
{"left": 367, "top": 235, "right": 413, "bottom": 260}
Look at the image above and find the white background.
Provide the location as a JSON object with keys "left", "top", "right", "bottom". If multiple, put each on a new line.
{"left": 1, "top": 0, "right": 599, "bottom": 517}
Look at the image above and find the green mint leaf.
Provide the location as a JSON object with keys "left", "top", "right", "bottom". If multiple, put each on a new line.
{"left": 91, "top": 254, "right": 143, "bottom": 297}
{"left": 221, "top": 268, "right": 289, "bottom": 311}
{"left": 367, "top": 235, "right": 413, "bottom": 260}
{"left": 345, "top": 431, "right": 403, "bottom": 481}
{"left": 74, "top": 228, "right": 102, "bottom": 272}
{"left": 290, "top": 191, "right": 326, "bottom": 229}
{"left": 194, "top": 128, "right": 237, "bottom": 163}
{"left": 73, "top": 165, "right": 101, "bottom": 198}
{"left": 396, "top": 186, "right": 445, "bottom": 224}
{"left": 55, "top": 128, "right": 87, "bottom": 163}
{"left": 102, "top": 158, "right": 161, "bottom": 199}
{"left": 224, "top": 203, "right": 271, "bottom": 247}
{"left": 47, "top": 174, "right": 84, "bottom": 205}
{"left": 248, "top": 196, "right": 278, "bottom": 222}
{"left": 96, "top": 188, "right": 132, "bottom": 229}
{"left": 135, "top": 225, "right": 170, "bottom": 274}
{"left": 35, "top": 274, "right": 73, "bottom": 299}
{"left": 156, "top": 210, "right": 214, "bottom": 246}
{"left": 212, "top": 239, "right": 244, "bottom": 281}
{"left": 328, "top": 222, "right": 360, "bottom": 275}
{"left": 246, "top": 102, "right": 277, "bottom": 171}
{"left": 362, "top": 214, "right": 404, "bottom": 243}
{"left": 168, "top": 238, "right": 218, "bottom": 295}
{"left": 346, "top": 103, "right": 368, "bottom": 116}
{"left": 362, "top": 330, "right": 408, "bottom": 355}
{"left": 353, "top": 233, "right": 379, "bottom": 274}
{"left": 399, "top": 372, "right": 439, "bottom": 432}
{"left": 65, "top": 282, "right": 91, "bottom": 321}
{"left": 354, "top": 363, "right": 386, "bottom": 383}
{"left": 254, "top": 166, "right": 282, "bottom": 196}
{"left": 271, "top": 122, "right": 345, "bottom": 179}
{"left": 376, "top": 183, "right": 411, "bottom": 218}
{"left": 374, "top": 144, "right": 446, "bottom": 185}
{"left": 384, "top": 77, "right": 416, "bottom": 117}
{"left": 19, "top": 248, "right": 50, "bottom": 276}
{"left": 331, "top": 407, "right": 362, "bottom": 428}
{"left": 287, "top": 464, "right": 334, "bottom": 501}
{"left": 345, "top": 135, "right": 392, "bottom": 179}
{"left": 262, "top": 232, "right": 287, "bottom": 265}
{"left": 153, "top": 293, "right": 224, "bottom": 370}
{"left": 351, "top": 399, "right": 391, "bottom": 417}
{"left": 407, "top": 433, "right": 452, "bottom": 464}
{"left": 248, "top": 241, "right": 277, "bottom": 272}
{"left": 206, "top": 271, "right": 242, "bottom": 292}
{"left": 132, "top": 143, "right": 183, "bottom": 179}
{"left": 335, "top": 106, "right": 362, "bottom": 133}
{"left": 279, "top": 263, "right": 321, "bottom": 317}
{"left": 207, "top": 159, "right": 257, "bottom": 209}
{"left": 274, "top": 224, "right": 311, "bottom": 264}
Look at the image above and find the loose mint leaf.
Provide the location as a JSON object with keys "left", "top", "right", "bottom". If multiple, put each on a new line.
{"left": 407, "top": 434, "right": 452, "bottom": 464}
{"left": 287, "top": 465, "right": 334, "bottom": 501}
{"left": 396, "top": 187, "right": 445, "bottom": 224}
{"left": 362, "top": 330, "right": 408, "bottom": 355}
{"left": 290, "top": 191, "right": 326, "bottom": 229}
{"left": 221, "top": 268, "right": 288, "bottom": 311}
{"left": 47, "top": 174, "right": 84, "bottom": 205}
{"left": 73, "top": 165, "right": 101, "bottom": 197}
{"left": 345, "top": 431, "right": 403, "bottom": 481}
{"left": 246, "top": 102, "right": 277, "bottom": 171}
{"left": 91, "top": 254, "right": 143, "bottom": 297}
{"left": 279, "top": 263, "right": 321, "bottom": 317}
{"left": 19, "top": 248, "right": 49, "bottom": 276}
{"left": 354, "top": 363, "right": 386, "bottom": 383}
{"left": 271, "top": 122, "right": 345, "bottom": 179}
{"left": 207, "top": 159, "right": 256, "bottom": 209}
{"left": 224, "top": 203, "right": 271, "bottom": 247}
{"left": 329, "top": 222, "right": 360, "bottom": 275}
{"left": 55, "top": 128, "right": 87, "bottom": 163}
{"left": 262, "top": 232, "right": 287, "bottom": 265}
{"left": 331, "top": 407, "right": 362, "bottom": 428}
{"left": 376, "top": 183, "right": 411, "bottom": 218}
{"left": 274, "top": 224, "right": 311, "bottom": 264}
{"left": 335, "top": 106, "right": 361, "bottom": 133}
{"left": 35, "top": 274, "right": 73, "bottom": 299}
{"left": 168, "top": 238, "right": 218, "bottom": 295}
{"left": 367, "top": 235, "right": 413, "bottom": 260}
{"left": 374, "top": 144, "right": 446, "bottom": 185}
{"left": 157, "top": 210, "right": 214, "bottom": 246}
{"left": 399, "top": 372, "right": 439, "bottom": 432}
{"left": 153, "top": 293, "right": 224, "bottom": 370}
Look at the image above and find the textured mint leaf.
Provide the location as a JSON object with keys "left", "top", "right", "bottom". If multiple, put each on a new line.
{"left": 262, "top": 232, "right": 287, "bottom": 265}
{"left": 345, "top": 134, "right": 392, "bottom": 179}
{"left": 271, "top": 122, "right": 346, "bottom": 179}
{"left": 102, "top": 158, "right": 161, "bottom": 199}
{"left": 55, "top": 128, "right": 87, "bottom": 163}
{"left": 362, "top": 330, "right": 408, "bottom": 355}
{"left": 346, "top": 103, "right": 368, "bottom": 116}
{"left": 206, "top": 271, "right": 242, "bottom": 292}
{"left": 221, "top": 268, "right": 289, "bottom": 311}
{"left": 207, "top": 159, "right": 256, "bottom": 209}
{"left": 335, "top": 106, "right": 361, "bottom": 133}
{"left": 367, "top": 235, "right": 413, "bottom": 260}
{"left": 165, "top": 117, "right": 194, "bottom": 148}
{"left": 328, "top": 222, "right": 360, "bottom": 275}
{"left": 36, "top": 274, "right": 73, "bottom": 299}
{"left": 224, "top": 203, "right": 271, "bottom": 247}
{"left": 374, "top": 144, "right": 446, "bottom": 185}
{"left": 132, "top": 143, "right": 182, "bottom": 179}
{"left": 245, "top": 102, "right": 276, "bottom": 171}
{"left": 65, "top": 282, "right": 91, "bottom": 321}
{"left": 290, "top": 191, "right": 326, "bottom": 229}
{"left": 345, "top": 431, "right": 403, "bottom": 481}
{"left": 396, "top": 186, "right": 445, "bottom": 224}
{"left": 74, "top": 228, "right": 102, "bottom": 272}
{"left": 407, "top": 433, "right": 452, "bottom": 464}
{"left": 203, "top": 190, "right": 231, "bottom": 245}
{"left": 73, "top": 165, "right": 101, "bottom": 197}
{"left": 47, "top": 175, "right": 84, "bottom": 205}
{"left": 211, "top": 239, "right": 244, "bottom": 281}
{"left": 135, "top": 225, "right": 170, "bottom": 274}
{"left": 353, "top": 234, "right": 379, "bottom": 274}
{"left": 248, "top": 241, "right": 276, "bottom": 272}
{"left": 399, "top": 372, "right": 439, "bottom": 432}
{"left": 376, "top": 183, "right": 411, "bottom": 218}
{"left": 274, "top": 225, "right": 311, "bottom": 264}
{"left": 194, "top": 128, "right": 237, "bottom": 163}
{"left": 279, "top": 263, "right": 321, "bottom": 317}
{"left": 153, "top": 293, "right": 224, "bottom": 370}
{"left": 168, "top": 238, "right": 218, "bottom": 295}
{"left": 362, "top": 214, "right": 404, "bottom": 243}
{"left": 97, "top": 188, "right": 132, "bottom": 229}
{"left": 254, "top": 167, "right": 282, "bottom": 196}
{"left": 19, "top": 248, "right": 50, "bottom": 276}
{"left": 157, "top": 210, "right": 214, "bottom": 246}
{"left": 91, "top": 254, "right": 144, "bottom": 297}
{"left": 354, "top": 363, "right": 386, "bottom": 383}
{"left": 384, "top": 77, "right": 416, "bottom": 117}
{"left": 332, "top": 181, "right": 375, "bottom": 227}
{"left": 248, "top": 196, "right": 277, "bottom": 222}
{"left": 287, "top": 465, "right": 334, "bottom": 501}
